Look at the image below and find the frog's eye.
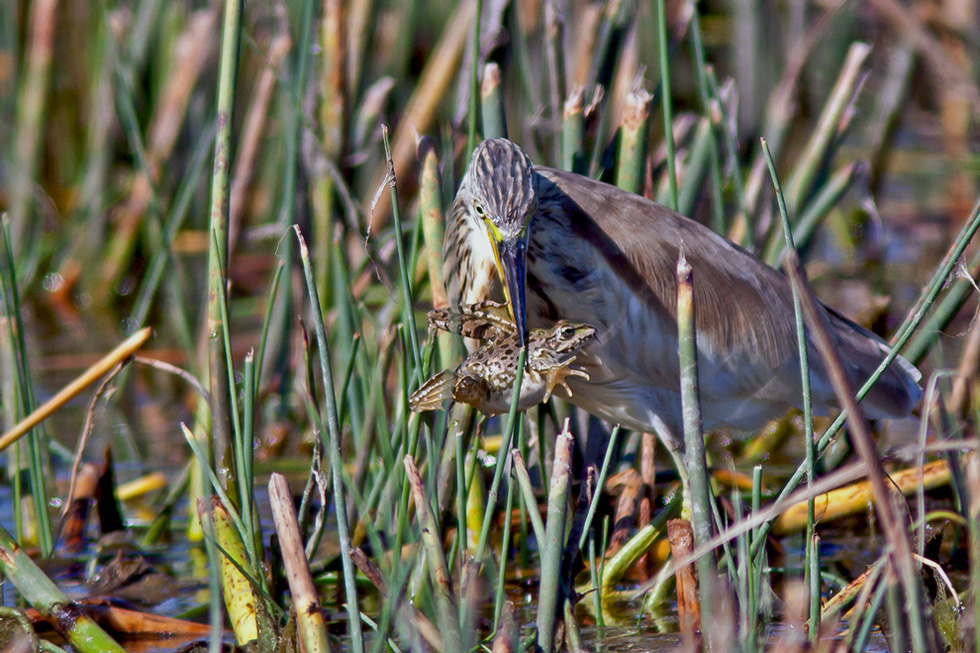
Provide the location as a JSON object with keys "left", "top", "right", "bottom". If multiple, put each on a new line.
{"left": 558, "top": 324, "right": 577, "bottom": 340}
{"left": 457, "top": 376, "right": 482, "bottom": 396}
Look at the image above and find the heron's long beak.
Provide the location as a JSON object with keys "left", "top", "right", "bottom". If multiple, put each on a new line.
{"left": 491, "top": 233, "right": 529, "bottom": 347}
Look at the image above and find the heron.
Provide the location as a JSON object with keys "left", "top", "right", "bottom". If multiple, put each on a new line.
{"left": 442, "top": 138, "right": 922, "bottom": 459}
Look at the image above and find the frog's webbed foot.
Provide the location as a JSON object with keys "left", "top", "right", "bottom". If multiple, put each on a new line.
{"left": 409, "top": 370, "right": 454, "bottom": 412}
{"left": 543, "top": 360, "right": 590, "bottom": 402}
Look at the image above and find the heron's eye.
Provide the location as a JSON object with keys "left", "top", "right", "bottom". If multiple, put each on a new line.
{"left": 474, "top": 203, "right": 486, "bottom": 217}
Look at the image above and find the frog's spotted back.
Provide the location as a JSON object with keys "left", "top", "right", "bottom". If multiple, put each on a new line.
{"left": 427, "top": 300, "right": 514, "bottom": 341}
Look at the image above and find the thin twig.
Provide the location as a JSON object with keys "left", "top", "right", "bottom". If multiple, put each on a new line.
{"left": 62, "top": 363, "right": 124, "bottom": 521}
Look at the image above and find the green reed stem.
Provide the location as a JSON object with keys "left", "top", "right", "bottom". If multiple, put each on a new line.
{"left": 254, "top": 260, "right": 286, "bottom": 395}
{"left": 511, "top": 450, "right": 546, "bottom": 545}
{"left": 676, "top": 118, "right": 713, "bottom": 217}
{"left": 655, "top": 0, "right": 677, "bottom": 210}
{"left": 578, "top": 425, "right": 620, "bottom": 551}
{"left": 211, "top": 227, "right": 242, "bottom": 445}
{"left": 852, "top": 573, "right": 889, "bottom": 653}
{"left": 763, "top": 139, "right": 818, "bottom": 634}
{"left": 536, "top": 426, "right": 573, "bottom": 653}
{"left": 293, "top": 226, "right": 364, "bottom": 653}
{"left": 748, "top": 465, "right": 764, "bottom": 647}
{"left": 687, "top": 11, "right": 725, "bottom": 233}
{"left": 466, "top": 0, "right": 482, "bottom": 160}
{"left": 589, "top": 536, "right": 603, "bottom": 633}
{"left": 404, "top": 456, "right": 461, "bottom": 652}
{"left": 603, "top": 494, "right": 679, "bottom": 589}
{"left": 615, "top": 87, "right": 652, "bottom": 195}
{"left": 417, "top": 137, "right": 449, "bottom": 331}
{"left": 587, "top": 0, "right": 631, "bottom": 92}
{"left": 785, "top": 43, "right": 869, "bottom": 215}
{"left": 481, "top": 62, "right": 507, "bottom": 140}
{"left": 205, "top": 0, "right": 243, "bottom": 465}
{"left": 967, "top": 457, "right": 980, "bottom": 653}
{"left": 455, "top": 427, "right": 468, "bottom": 558}
{"left": 763, "top": 161, "right": 858, "bottom": 267}
{"left": 544, "top": 2, "right": 565, "bottom": 163}
{"left": 905, "top": 245, "right": 980, "bottom": 364}
{"left": 562, "top": 87, "right": 586, "bottom": 174}
{"left": 194, "top": 504, "right": 224, "bottom": 653}
{"left": 336, "top": 335, "right": 362, "bottom": 428}
{"left": 315, "top": 0, "right": 344, "bottom": 302}
{"left": 241, "top": 350, "right": 256, "bottom": 546}
{"left": 808, "top": 532, "right": 821, "bottom": 641}
{"left": 391, "top": 331, "right": 415, "bottom": 568}
{"left": 493, "top": 476, "right": 516, "bottom": 632}
{"left": 676, "top": 253, "right": 716, "bottom": 642}
{"left": 704, "top": 67, "right": 751, "bottom": 248}
{"left": 368, "top": 560, "right": 414, "bottom": 653}
{"left": 181, "top": 424, "right": 248, "bottom": 547}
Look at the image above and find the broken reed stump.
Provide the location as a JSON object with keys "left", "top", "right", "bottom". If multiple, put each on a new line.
{"left": 667, "top": 518, "right": 701, "bottom": 649}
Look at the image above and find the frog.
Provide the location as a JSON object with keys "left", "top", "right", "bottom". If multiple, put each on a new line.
{"left": 409, "top": 302, "right": 597, "bottom": 415}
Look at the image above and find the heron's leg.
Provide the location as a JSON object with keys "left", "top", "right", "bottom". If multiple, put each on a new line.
{"left": 664, "top": 440, "right": 692, "bottom": 521}
{"left": 653, "top": 421, "right": 692, "bottom": 521}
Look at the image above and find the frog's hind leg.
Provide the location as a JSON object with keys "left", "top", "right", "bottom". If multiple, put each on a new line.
{"left": 409, "top": 370, "right": 454, "bottom": 412}
{"left": 544, "top": 360, "right": 590, "bottom": 401}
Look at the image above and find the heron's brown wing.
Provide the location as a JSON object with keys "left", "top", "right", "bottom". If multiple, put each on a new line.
{"left": 535, "top": 166, "right": 921, "bottom": 419}
{"left": 537, "top": 166, "right": 798, "bottom": 368}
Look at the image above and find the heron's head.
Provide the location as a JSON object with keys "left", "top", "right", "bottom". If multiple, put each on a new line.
{"left": 466, "top": 138, "right": 536, "bottom": 346}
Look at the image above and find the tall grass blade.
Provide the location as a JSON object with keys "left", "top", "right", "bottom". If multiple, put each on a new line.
{"left": 783, "top": 246, "right": 935, "bottom": 651}
{"left": 466, "top": 0, "right": 482, "bottom": 159}
{"left": 655, "top": 0, "right": 677, "bottom": 210}
{"left": 0, "top": 217, "right": 53, "bottom": 554}
{"left": 762, "top": 138, "right": 818, "bottom": 639}
{"left": 7, "top": 0, "right": 57, "bottom": 259}
{"left": 293, "top": 226, "right": 365, "bottom": 653}
{"left": 382, "top": 127, "right": 423, "bottom": 381}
